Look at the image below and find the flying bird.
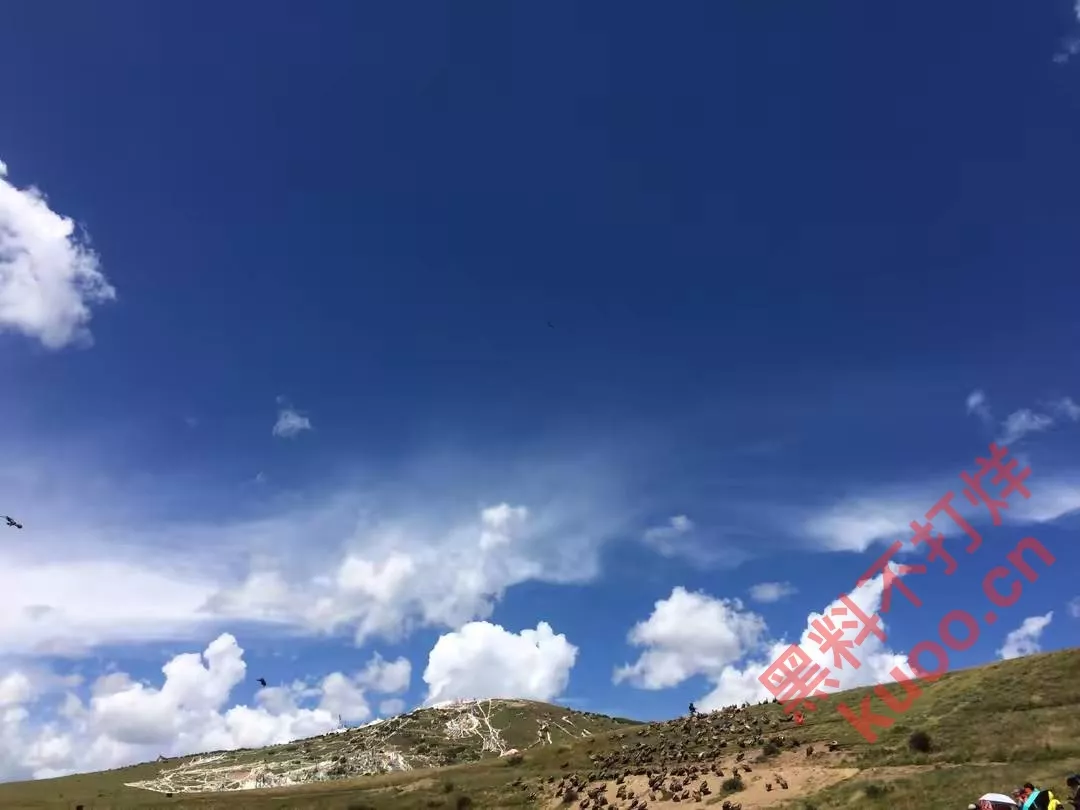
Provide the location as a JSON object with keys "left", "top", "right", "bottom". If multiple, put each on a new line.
{"left": 546, "top": 321, "right": 554, "bottom": 329}
{"left": 257, "top": 678, "right": 267, "bottom": 687}
{"left": 4, "top": 516, "right": 22, "bottom": 529}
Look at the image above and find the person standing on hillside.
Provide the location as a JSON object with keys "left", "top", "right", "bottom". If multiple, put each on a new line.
{"left": 1064, "top": 775, "right": 1079, "bottom": 810}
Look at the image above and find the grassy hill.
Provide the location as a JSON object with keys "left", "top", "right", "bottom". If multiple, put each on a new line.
{"left": 1, "top": 648, "right": 1078, "bottom": 809}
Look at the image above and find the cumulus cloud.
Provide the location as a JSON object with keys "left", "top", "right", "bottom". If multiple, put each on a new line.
{"left": 614, "top": 588, "right": 768, "bottom": 690}
{"left": 423, "top": 621, "right": 578, "bottom": 705}
{"left": 0, "top": 159, "right": 116, "bottom": 349}
{"left": 356, "top": 653, "right": 411, "bottom": 695}
{"left": 748, "top": 582, "right": 797, "bottom": 603}
{"left": 0, "top": 672, "right": 35, "bottom": 708}
{"left": 204, "top": 489, "right": 626, "bottom": 647}
{"left": 0, "top": 634, "right": 403, "bottom": 781}
{"left": 614, "top": 574, "right": 908, "bottom": 712}
{"left": 272, "top": 405, "right": 313, "bottom": 439}
{"left": 997, "top": 612, "right": 1053, "bottom": 660}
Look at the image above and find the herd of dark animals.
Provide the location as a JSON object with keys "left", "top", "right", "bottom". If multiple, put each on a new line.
{"left": 540, "top": 702, "right": 1080, "bottom": 810}
{"left": 543, "top": 700, "right": 838, "bottom": 809}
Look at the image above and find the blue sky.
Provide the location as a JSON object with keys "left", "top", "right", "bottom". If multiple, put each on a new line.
{"left": 0, "top": 0, "right": 1079, "bottom": 781}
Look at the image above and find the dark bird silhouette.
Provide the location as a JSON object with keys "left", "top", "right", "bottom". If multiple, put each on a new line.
{"left": 4, "top": 516, "right": 22, "bottom": 529}
{"left": 257, "top": 678, "right": 267, "bottom": 687}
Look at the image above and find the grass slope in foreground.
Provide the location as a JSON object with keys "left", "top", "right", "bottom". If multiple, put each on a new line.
{"left": 1, "top": 648, "right": 1078, "bottom": 809}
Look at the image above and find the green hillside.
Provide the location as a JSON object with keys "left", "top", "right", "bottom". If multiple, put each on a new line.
{"left": 1, "top": 648, "right": 1077, "bottom": 809}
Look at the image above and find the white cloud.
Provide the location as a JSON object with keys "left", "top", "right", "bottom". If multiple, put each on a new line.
{"left": 964, "top": 390, "right": 1080, "bottom": 446}
{"left": 1052, "top": 396, "right": 1080, "bottom": 421}
{"left": 0, "top": 553, "right": 226, "bottom": 656}
{"left": 205, "top": 491, "right": 626, "bottom": 647}
{"left": 1054, "top": 1, "right": 1080, "bottom": 64}
{"left": 614, "top": 575, "right": 909, "bottom": 713}
{"left": 613, "top": 588, "right": 768, "bottom": 689}
{"left": 802, "top": 491, "right": 936, "bottom": 553}
{"left": 422, "top": 621, "right": 578, "bottom": 705}
{"left": 966, "top": 389, "right": 992, "bottom": 425}
{"left": 699, "top": 573, "right": 908, "bottom": 710}
{"left": 1056, "top": 37, "right": 1080, "bottom": 64}
{"left": 642, "top": 514, "right": 694, "bottom": 551}
{"left": 272, "top": 406, "right": 312, "bottom": 438}
{"left": 0, "top": 634, "right": 401, "bottom": 780}
{"left": 316, "top": 672, "right": 371, "bottom": 724}
{"left": 0, "top": 159, "right": 117, "bottom": 349}
{"left": 478, "top": 504, "right": 528, "bottom": 551}
{"left": 748, "top": 582, "right": 797, "bottom": 603}
{"left": 802, "top": 463, "right": 1080, "bottom": 554}
{"left": 998, "top": 409, "right": 1055, "bottom": 446}
{"left": 356, "top": 653, "right": 411, "bottom": 695}
{"left": 997, "top": 612, "right": 1053, "bottom": 660}
{"left": 1067, "top": 597, "right": 1080, "bottom": 619}
{"left": 0, "top": 440, "right": 633, "bottom": 660}
{"left": 0, "top": 672, "right": 34, "bottom": 708}
{"left": 1008, "top": 479, "right": 1080, "bottom": 523}
{"left": 639, "top": 514, "right": 744, "bottom": 568}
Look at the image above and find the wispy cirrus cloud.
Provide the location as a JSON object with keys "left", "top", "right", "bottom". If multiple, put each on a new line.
{"left": 800, "top": 465, "right": 1080, "bottom": 554}
{"left": 966, "top": 390, "right": 1080, "bottom": 446}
